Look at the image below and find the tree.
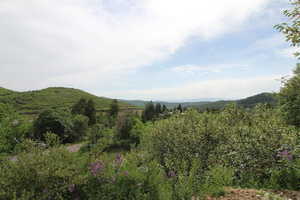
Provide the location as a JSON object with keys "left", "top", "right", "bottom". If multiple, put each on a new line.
{"left": 71, "top": 98, "right": 96, "bottom": 125}
{"left": 279, "top": 64, "right": 300, "bottom": 127}
{"left": 109, "top": 99, "right": 119, "bottom": 117}
{"left": 85, "top": 99, "right": 96, "bottom": 125}
{"left": 177, "top": 104, "right": 183, "bottom": 112}
{"left": 162, "top": 105, "right": 168, "bottom": 113}
{"left": 33, "top": 109, "right": 88, "bottom": 143}
{"left": 142, "top": 101, "right": 155, "bottom": 122}
{"left": 275, "top": 0, "right": 300, "bottom": 58}
{"left": 71, "top": 98, "right": 87, "bottom": 115}
{"left": 33, "top": 109, "right": 72, "bottom": 142}
{"left": 155, "top": 103, "right": 162, "bottom": 115}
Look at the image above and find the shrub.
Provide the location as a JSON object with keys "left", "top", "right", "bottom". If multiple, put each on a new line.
{"left": 0, "top": 147, "right": 87, "bottom": 200}
{"left": 82, "top": 153, "right": 172, "bottom": 200}
{"left": 0, "top": 103, "right": 31, "bottom": 155}
{"left": 143, "top": 105, "right": 298, "bottom": 188}
{"left": 33, "top": 110, "right": 88, "bottom": 144}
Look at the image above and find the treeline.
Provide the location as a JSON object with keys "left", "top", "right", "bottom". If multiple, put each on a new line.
{"left": 142, "top": 102, "right": 184, "bottom": 121}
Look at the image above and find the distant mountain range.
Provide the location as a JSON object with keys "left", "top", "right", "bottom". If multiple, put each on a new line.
{"left": 122, "top": 93, "right": 277, "bottom": 110}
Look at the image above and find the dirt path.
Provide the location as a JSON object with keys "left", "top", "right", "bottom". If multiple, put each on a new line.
{"left": 66, "top": 143, "right": 83, "bottom": 153}
{"left": 206, "top": 188, "right": 300, "bottom": 200}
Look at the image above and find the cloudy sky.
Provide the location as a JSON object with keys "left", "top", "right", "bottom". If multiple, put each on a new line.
{"left": 0, "top": 0, "right": 297, "bottom": 101}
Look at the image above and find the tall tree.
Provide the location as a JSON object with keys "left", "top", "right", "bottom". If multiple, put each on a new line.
{"left": 162, "top": 104, "right": 168, "bottom": 113}
{"left": 276, "top": 1, "right": 300, "bottom": 126}
{"left": 155, "top": 103, "right": 162, "bottom": 115}
{"left": 85, "top": 99, "right": 97, "bottom": 125}
{"left": 71, "top": 98, "right": 86, "bottom": 115}
{"left": 279, "top": 64, "right": 300, "bottom": 127}
{"left": 109, "top": 99, "right": 119, "bottom": 117}
{"left": 275, "top": 0, "right": 300, "bottom": 58}
{"left": 177, "top": 104, "right": 183, "bottom": 113}
{"left": 142, "top": 101, "right": 155, "bottom": 122}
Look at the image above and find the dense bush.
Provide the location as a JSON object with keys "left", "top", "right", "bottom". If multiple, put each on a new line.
{"left": 0, "top": 147, "right": 87, "bottom": 200}
{"left": 0, "top": 103, "right": 31, "bottom": 155}
{"left": 143, "top": 104, "right": 299, "bottom": 188}
{"left": 0, "top": 149, "right": 172, "bottom": 200}
{"left": 33, "top": 109, "right": 89, "bottom": 144}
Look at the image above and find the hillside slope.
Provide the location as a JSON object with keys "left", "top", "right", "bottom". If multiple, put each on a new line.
{"left": 0, "top": 87, "right": 134, "bottom": 114}
{"left": 196, "top": 93, "right": 277, "bottom": 110}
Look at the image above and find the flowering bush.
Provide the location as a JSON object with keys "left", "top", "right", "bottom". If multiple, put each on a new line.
{"left": 143, "top": 104, "right": 299, "bottom": 188}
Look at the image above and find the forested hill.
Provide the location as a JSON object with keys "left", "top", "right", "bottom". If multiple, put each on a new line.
{"left": 0, "top": 87, "right": 134, "bottom": 114}
{"left": 195, "top": 92, "right": 277, "bottom": 110}
{"left": 123, "top": 92, "right": 277, "bottom": 110}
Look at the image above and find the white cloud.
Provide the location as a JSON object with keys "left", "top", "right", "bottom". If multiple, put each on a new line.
{"left": 103, "top": 75, "right": 282, "bottom": 101}
{"left": 0, "top": 0, "right": 271, "bottom": 91}
{"left": 171, "top": 64, "right": 248, "bottom": 74}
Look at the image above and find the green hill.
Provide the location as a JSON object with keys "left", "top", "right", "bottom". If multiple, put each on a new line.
{"left": 0, "top": 87, "right": 135, "bottom": 115}
{"left": 195, "top": 93, "right": 277, "bottom": 110}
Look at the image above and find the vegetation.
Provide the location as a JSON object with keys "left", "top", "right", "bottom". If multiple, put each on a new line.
{"left": 0, "top": 87, "right": 133, "bottom": 115}
{"left": 1, "top": 1, "right": 300, "bottom": 199}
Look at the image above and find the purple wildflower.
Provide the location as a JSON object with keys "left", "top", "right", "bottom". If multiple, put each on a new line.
{"left": 114, "top": 153, "right": 123, "bottom": 166}
{"left": 68, "top": 184, "right": 75, "bottom": 193}
{"left": 123, "top": 171, "right": 129, "bottom": 176}
{"left": 90, "top": 160, "right": 105, "bottom": 176}
{"left": 278, "top": 150, "right": 293, "bottom": 161}
{"left": 168, "top": 170, "right": 176, "bottom": 178}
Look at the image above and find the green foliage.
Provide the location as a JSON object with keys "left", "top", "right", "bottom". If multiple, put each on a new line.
{"left": 201, "top": 166, "right": 234, "bottom": 197}
{"left": 71, "top": 114, "right": 89, "bottom": 141}
{"left": 142, "top": 101, "right": 156, "bottom": 122}
{"left": 143, "top": 105, "right": 298, "bottom": 189}
{"left": 109, "top": 99, "right": 119, "bottom": 118}
{"left": 0, "top": 103, "right": 31, "bottom": 155}
{"left": 279, "top": 65, "right": 300, "bottom": 127}
{"left": 85, "top": 99, "right": 97, "bottom": 125}
{"left": 275, "top": 0, "right": 300, "bottom": 58}
{"left": 0, "top": 87, "right": 133, "bottom": 115}
{"left": 71, "top": 98, "right": 87, "bottom": 115}
{"left": 0, "top": 147, "right": 87, "bottom": 200}
{"left": 45, "top": 132, "right": 61, "bottom": 147}
{"left": 71, "top": 98, "right": 97, "bottom": 125}
{"left": 0, "top": 149, "right": 172, "bottom": 200}
{"left": 82, "top": 153, "right": 172, "bottom": 200}
{"left": 33, "top": 110, "right": 88, "bottom": 143}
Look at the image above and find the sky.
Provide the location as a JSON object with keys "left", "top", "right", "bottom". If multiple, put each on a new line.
{"left": 0, "top": 0, "right": 298, "bottom": 101}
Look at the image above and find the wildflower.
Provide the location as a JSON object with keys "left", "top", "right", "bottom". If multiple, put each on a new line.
{"left": 114, "top": 153, "right": 123, "bottom": 166}
{"left": 90, "top": 160, "right": 105, "bottom": 176}
{"left": 68, "top": 184, "right": 75, "bottom": 193}
{"left": 168, "top": 170, "right": 176, "bottom": 178}
{"left": 123, "top": 171, "right": 129, "bottom": 176}
{"left": 278, "top": 150, "right": 293, "bottom": 161}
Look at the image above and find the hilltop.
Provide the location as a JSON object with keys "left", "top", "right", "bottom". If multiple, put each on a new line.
{"left": 0, "top": 87, "right": 134, "bottom": 114}
{"left": 195, "top": 92, "right": 277, "bottom": 110}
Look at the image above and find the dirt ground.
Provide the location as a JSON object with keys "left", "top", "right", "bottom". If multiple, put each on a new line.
{"left": 206, "top": 188, "right": 300, "bottom": 200}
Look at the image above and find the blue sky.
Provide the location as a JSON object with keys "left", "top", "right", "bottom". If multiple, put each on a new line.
{"left": 0, "top": 0, "right": 298, "bottom": 101}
